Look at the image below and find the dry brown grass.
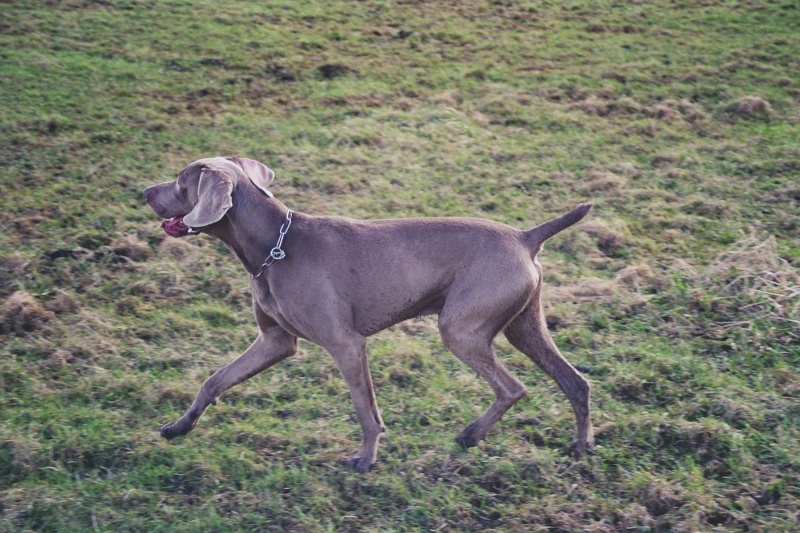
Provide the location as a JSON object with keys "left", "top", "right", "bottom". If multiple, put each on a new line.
{"left": 42, "top": 348, "right": 76, "bottom": 368}
{"left": 46, "top": 291, "right": 78, "bottom": 315}
{"left": 703, "top": 235, "right": 798, "bottom": 320}
{"left": 544, "top": 277, "right": 625, "bottom": 304}
{"left": 671, "top": 235, "right": 800, "bottom": 338}
{"left": 157, "top": 237, "right": 197, "bottom": 259}
{"left": 578, "top": 170, "right": 629, "bottom": 194}
{"left": 578, "top": 220, "right": 625, "bottom": 255}
{"left": 616, "top": 263, "right": 659, "bottom": 292}
{"left": 726, "top": 95, "right": 774, "bottom": 118}
{"left": 0, "top": 291, "right": 54, "bottom": 334}
{"left": 647, "top": 98, "right": 708, "bottom": 123}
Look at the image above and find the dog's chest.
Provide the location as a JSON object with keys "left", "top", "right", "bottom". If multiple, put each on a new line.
{"left": 250, "top": 279, "right": 307, "bottom": 338}
{"left": 250, "top": 280, "right": 282, "bottom": 317}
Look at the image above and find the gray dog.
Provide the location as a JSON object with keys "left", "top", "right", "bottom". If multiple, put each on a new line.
{"left": 143, "top": 157, "right": 595, "bottom": 472}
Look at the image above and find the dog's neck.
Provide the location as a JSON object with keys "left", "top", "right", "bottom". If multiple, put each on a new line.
{"left": 207, "top": 183, "right": 294, "bottom": 279}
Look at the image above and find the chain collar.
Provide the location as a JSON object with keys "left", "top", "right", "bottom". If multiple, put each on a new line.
{"left": 251, "top": 209, "right": 293, "bottom": 279}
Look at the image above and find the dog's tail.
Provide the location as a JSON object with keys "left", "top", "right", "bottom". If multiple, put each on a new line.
{"left": 523, "top": 203, "right": 592, "bottom": 248}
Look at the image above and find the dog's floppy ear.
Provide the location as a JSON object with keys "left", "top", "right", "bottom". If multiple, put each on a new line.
{"left": 230, "top": 157, "right": 274, "bottom": 197}
{"left": 183, "top": 168, "right": 234, "bottom": 228}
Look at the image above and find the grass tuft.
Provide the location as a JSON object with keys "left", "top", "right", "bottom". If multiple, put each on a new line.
{"left": 1, "top": 291, "right": 54, "bottom": 334}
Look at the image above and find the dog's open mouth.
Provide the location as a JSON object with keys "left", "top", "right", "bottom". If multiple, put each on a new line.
{"left": 161, "top": 216, "right": 192, "bottom": 238}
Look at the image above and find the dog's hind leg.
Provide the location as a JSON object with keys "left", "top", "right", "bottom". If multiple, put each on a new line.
{"left": 438, "top": 309, "right": 528, "bottom": 448}
{"left": 503, "top": 294, "right": 594, "bottom": 456}
{"left": 160, "top": 323, "right": 297, "bottom": 440}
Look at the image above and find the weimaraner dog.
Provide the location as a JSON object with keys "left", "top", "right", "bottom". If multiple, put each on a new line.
{"left": 143, "top": 157, "right": 595, "bottom": 472}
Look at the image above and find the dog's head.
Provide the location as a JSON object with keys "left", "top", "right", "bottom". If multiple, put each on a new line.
{"left": 143, "top": 157, "right": 274, "bottom": 237}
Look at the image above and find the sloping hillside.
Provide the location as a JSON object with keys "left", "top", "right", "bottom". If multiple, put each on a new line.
{"left": 1, "top": 1, "right": 798, "bottom": 530}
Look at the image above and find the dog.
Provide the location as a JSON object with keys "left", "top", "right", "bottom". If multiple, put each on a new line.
{"left": 143, "top": 156, "right": 595, "bottom": 472}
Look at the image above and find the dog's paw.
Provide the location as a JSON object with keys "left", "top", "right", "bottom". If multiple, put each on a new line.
{"left": 342, "top": 454, "right": 376, "bottom": 474}
{"left": 567, "top": 437, "right": 595, "bottom": 458}
{"left": 159, "top": 418, "right": 194, "bottom": 440}
{"left": 455, "top": 424, "right": 484, "bottom": 448}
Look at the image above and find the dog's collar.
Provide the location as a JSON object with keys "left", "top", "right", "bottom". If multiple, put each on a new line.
{"left": 251, "top": 209, "right": 293, "bottom": 279}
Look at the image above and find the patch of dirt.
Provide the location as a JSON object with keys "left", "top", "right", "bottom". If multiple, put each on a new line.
{"left": 111, "top": 235, "right": 152, "bottom": 262}
{"left": 645, "top": 104, "right": 675, "bottom": 121}
{"left": 672, "top": 98, "right": 708, "bottom": 122}
{"left": 633, "top": 480, "right": 684, "bottom": 518}
{"left": 10, "top": 216, "right": 47, "bottom": 239}
{"left": 613, "top": 379, "right": 649, "bottom": 404}
{"left": 570, "top": 96, "right": 605, "bottom": 115}
{"left": 570, "top": 95, "right": 642, "bottom": 117}
{"left": 264, "top": 61, "right": 300, "bottom": 82}
{"left": 605, "top": 96, "right": 642, "bottom": 116}
{"left": 43, "top": 248, "right": 90, "bottom": 261}
{"left": 321, "top": 93, "right": 390, "bottom": 109}
{"left": 651, "top": 153, "right": 678, "bottom": 167}
{"left": 600, "top": 71, "right": 627, "bottom": 83}
{"left": 315, "top": 63, "right": 358, "bottom": 80}
{"left": 387, "top": 365, "right": 414, "bottom": 387}
{"left": 586, "top": 23, "right": 608, "bottom": 33}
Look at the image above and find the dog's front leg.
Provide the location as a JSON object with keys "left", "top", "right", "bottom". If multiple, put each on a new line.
{"left": 160, "top": 325, "right": 297, "bottom": 439}
{"left": 323, "top": 333, "right": 386, "bottom": 473}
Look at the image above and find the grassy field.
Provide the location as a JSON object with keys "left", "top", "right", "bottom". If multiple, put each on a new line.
{"left": 1, "top": 0, "right": 799, "bottom": 530}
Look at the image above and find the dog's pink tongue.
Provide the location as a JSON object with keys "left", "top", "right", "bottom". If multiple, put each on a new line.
{"left": 161, "top": 217, "right": 190, "bottom": 237}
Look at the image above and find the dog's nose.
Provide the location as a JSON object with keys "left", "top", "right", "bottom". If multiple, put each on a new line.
{"left": 143, "top": 186, "right": 154, "bottom": 201}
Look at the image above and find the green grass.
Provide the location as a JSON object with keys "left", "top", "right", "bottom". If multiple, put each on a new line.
{"left": 1, "top": 0, "right": 799, "bottom": 530}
